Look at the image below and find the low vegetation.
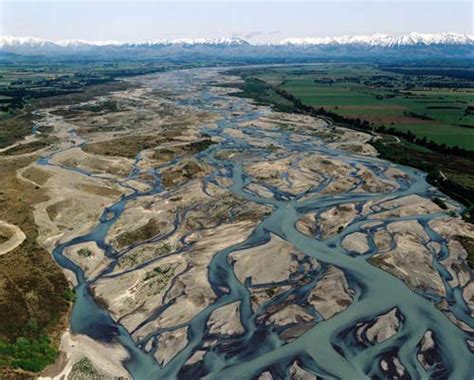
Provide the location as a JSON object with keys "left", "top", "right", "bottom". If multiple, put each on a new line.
{"left": 151, "top": 138, "right": 215, "bottom": 164}
{"left": 456, "top": 235, "right": 474, "bottom": 268}
{"left": 0, "top": 228, "right": 11, "bottom": 244}
{"left": 0, "top": 62, "right": 167, "bottom": 114}
{"left": 77, "top": 248, "right": 92, "bottom": 257}
{"left": 143, "top": 265, "right": 175, "bottom": 293}
{"left": 0, "top": 138, "right": 57, "bottom": 156}
{"left": 161, "top": 160, "right": 206, "bottom": 188}
{"left": 115, "top": 218, "right": 162, "bottom": 248}
{"left": 371, "top": 138, "right": 474, "bottom": 222}
{"left": 0, "top": 336, "right": 57, "bottom": 373}
{"left": 68, "top": 357, "right": 104, "bottom": 379}
{"left": 72, "top": 100, "right": 120, "bottom": 113}
{"left": 83, "top": 135, "right": 165, "bottom": 159}
{"left": 0, "top": 113, "right": 37, "bottom": 149}
{"left": 432, "top": 197, "right": 448, "bottom": 210}
{"left": 227, "top": 76, "right": 295, "bottom": 112}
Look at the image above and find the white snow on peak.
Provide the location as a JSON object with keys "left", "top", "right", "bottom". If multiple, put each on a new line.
{"left": 279, "top": 32, "right": 474, "bottom": 47}
{"left": 169, "top": 37, "right": 248, "bottom": 46}
{"left": 0, "top": 33, "right": 472, "bottom": 50}
{"left": 56, "top": 39, "right": 125, "bottom": 47}
{"left": 0, "top": 35, "right": 54, "bottom": 48}
{"left": 0, "top": 35, "right": 248, "bottom": 49}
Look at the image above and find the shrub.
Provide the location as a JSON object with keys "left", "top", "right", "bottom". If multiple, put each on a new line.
{"left": 433, "top": 197, "right": 448, "bottom": 210}
{"left": 0, "top": 336, "right": 57, "bottom": 372}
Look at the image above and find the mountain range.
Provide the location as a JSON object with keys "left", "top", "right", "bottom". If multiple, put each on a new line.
{"left": 1, "top": 32, "right": 472, "bottom": 60}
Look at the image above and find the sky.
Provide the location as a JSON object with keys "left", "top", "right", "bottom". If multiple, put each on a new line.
{"left": 1, "top": 1, "right": 472, "bottom": 42}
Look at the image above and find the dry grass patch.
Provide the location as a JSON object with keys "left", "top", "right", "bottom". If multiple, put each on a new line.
{"left": 161, "top": 160, "right": 208, "bottom": 189}
{"left": 150, "top": 138, "right": 215, "bottom": 165}
{"left": 83, "top": 135, "right": 165, "bottom": 159}
{"left": 456, "top": 235, "right": 474, "bottom": 268}
{"left": 46, "top": 199, "right": 73, "bottom": 222}
{"left": 0, "top": 113, "right": 37, "bottom": 149}
{"left": 77, "top": 184, "right": 122, "bottom": 198}
{"left": 114, "top": 218, "right": 164, "bottom": 249}
{"left": 0, "top": 139, "right": 56, "bottom": 156}
{"left": 21, "top": 166, "right": 52, "bottom": 186}
{"left": 0, "top": 226, "right": 12, "bottom": 244}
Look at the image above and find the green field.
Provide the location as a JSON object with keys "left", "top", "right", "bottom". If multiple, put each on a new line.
{"left": 251, "top": 65, "right": 474, "bottom": 149}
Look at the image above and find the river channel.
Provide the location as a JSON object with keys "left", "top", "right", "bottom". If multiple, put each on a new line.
{"left": 39, "top": 68, "right": 473, "bottom": 379}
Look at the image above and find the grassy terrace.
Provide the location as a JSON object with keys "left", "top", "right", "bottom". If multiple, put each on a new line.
{"left": 227, "top": 64, "right": 474, "bottom": 222}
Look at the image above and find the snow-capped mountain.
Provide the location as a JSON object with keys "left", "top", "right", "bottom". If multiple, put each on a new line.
{"left": 0, "top": 35, "right": 249, "bottom": 49}
{"left": 0, "top": 33, "right": 472, "bottom": 59}
{"left": 279, "top": 32, "right": 474, "bottom": 47}
{"left": 0, "top": 35, "right": 56, "bottom": 49}
{"left": 165, "top": 37, "right": 249, "bottom": 46}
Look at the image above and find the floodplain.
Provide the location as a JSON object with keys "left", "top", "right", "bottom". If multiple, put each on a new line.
{"left": 0, "top": 65, "right": 472, "bottom": 379}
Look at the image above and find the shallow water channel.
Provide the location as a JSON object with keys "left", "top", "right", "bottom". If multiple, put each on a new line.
{"left": 39, "top": 68, "right": 473, "bottom": 379}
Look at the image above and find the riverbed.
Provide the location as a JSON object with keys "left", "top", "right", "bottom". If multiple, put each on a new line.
{"left": 36, "top": 68, "right": 474, "bottom": 379}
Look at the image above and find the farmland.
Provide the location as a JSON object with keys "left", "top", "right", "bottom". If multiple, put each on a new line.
{"left": 247, "top": 64, "right": 474, "bottom": 149}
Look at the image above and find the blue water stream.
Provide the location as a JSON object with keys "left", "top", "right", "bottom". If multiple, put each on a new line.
{"left": 38, "top": 68, "right": 473, "bottom": 379}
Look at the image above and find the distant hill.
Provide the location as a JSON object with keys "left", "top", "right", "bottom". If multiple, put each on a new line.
{"left": 1, "top": 33, "right": 472, "bottom": 60}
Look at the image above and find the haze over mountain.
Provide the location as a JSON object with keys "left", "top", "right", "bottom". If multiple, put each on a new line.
{"left": 1, "top": 32, "right": 473, "bottom": 60}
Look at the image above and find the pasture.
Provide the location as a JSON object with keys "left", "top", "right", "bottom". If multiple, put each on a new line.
{"left": 255, "top": 64, "right": 474, "bottom": 149}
